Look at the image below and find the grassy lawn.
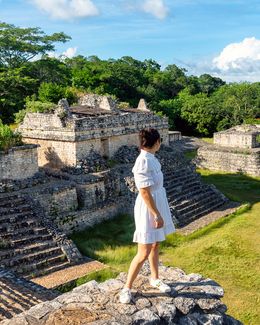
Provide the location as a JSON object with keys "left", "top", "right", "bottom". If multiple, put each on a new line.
{"left": 70, "top": 170, "right": 260, "bottom": 325}
{"left": 201, "top": 137, "right": 214, "bottom": 143}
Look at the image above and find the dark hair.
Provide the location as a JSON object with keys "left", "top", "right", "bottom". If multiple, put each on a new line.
{"left": 139, "top": 128, "right": 161, "bottom": 149}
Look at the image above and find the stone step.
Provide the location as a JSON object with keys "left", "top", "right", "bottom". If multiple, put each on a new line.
{"left": 163, "top": 167, "right": 191, "bottom": 176}
{"left": 165, "top": 179, "right": 202, "bottom": 196}
{"left": 164, "top": 178, "right": 201, "bottom": 192}
{"left": 168, "top": 184, "right": 206, "bottom": 203}
{"left": 1, "top": 226, "right": 48, "bottom": 240}
{"left": 23, "top": 260, "right": 71, "bottom": 279}
{"left": 173, "top": 189, "right": 216, "bottom": 210}
{"left": 178, "top": 197, "right": 225, "bottom": 222}
{"left": 0, "top": 204, "right": 32, "bottom": 216}
{"left": 164, "top": 173, "right": 200, "bottom": 186}
{"left": 16, "top": 254, "right": 69, "bottom": 278}
{"left": 0, "top": 241, "right": 58, "bottom": 260}
{"left": 0, "top": 218, "right": 39, "bottom": 232}
{"left": 11, "top": 233, "right": 53, "bottom": 247}
{"left": 0, "top": 246, "right": 63, "bottom": 268}
{"left": 0, "top": 196, "right": 26, "bottom": 208}
{"left": 0, "top": 225, "right": 48, "bottom": 241}
{"left": 177, "top": 198, "right": 225, "bottom": 226}
{"left": 0, "top": 211, "right": 35, "bottom": 224}
{"left": 175, "top": 192, "right": 219, "bottom": 216}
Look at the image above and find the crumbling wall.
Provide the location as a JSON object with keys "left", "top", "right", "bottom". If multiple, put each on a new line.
{"left": 195, "top": 146, "right": 260, "bottom": 176}
{"left": 0, "top": 145, "right": 39, "bottom": 180}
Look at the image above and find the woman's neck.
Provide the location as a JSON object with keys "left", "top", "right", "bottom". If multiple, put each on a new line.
{"left": 141, "top": 148, "right": 156, "bottom": 154}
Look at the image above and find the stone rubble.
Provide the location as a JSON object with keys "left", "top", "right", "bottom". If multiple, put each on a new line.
{"left": 61, "top": 149, "right": 109, "bottom": 174}
{"left": 0, "top": 262, "right": 243, "bottom": 325}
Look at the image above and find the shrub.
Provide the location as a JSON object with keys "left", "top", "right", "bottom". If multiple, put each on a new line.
{"left": 0, "top": 122, "right": 23, "bottom": 152}
{"left": 14, "top": 99, "right": 54, "bottom": 124}
{"left": 38, "top": 82, "right": 77, "bottom": 104}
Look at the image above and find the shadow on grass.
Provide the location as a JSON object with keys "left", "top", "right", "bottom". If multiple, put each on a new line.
{"left": 70, "top": 213, "right": 136, "bottom": 263}
{"left": 197, "top": 170, "right": 260, "bottom": 204}
{"left": 68, "top": 170, "right": 259, "bottom": 293}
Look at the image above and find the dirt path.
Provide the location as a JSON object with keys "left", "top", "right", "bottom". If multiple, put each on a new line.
{"left": 32, "top": 260, "right": 108, "bottom": 289}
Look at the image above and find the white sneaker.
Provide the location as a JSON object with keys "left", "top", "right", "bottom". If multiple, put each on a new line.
{"left": 150, "top": 278, "right": 171, "bottom": 293}
{"left": 119, "top": 288, "right": 132, "bottom": 304}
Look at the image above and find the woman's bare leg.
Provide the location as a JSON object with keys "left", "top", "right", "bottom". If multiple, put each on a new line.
{"left": 148, "top": 242, "right": 159, "bottom": 280}
{"left": 124, "top": 243, "right": 152, "bottom": 289}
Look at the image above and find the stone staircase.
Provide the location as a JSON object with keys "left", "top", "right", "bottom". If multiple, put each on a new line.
{"left": 163, "top": 166, "right": 228, "bottom": 227}
{"left": 0, "top": 267, "right": 59, "bottom": 322}
{"left": 0, "top": 194, "right": 71, "bottom": 279}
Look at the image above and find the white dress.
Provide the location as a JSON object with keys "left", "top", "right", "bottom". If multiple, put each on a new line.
{"left": 132, "top": 149, "right": 176, "bottom": 244}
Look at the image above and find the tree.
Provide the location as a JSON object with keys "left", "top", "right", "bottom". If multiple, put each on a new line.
{"left": 38, "top": 82, "right": 77, "bottom": 104}
{"left": 179, "top": 89, "right": 219, "bottom": 136}
{"left": 25, "top": 56, "right": 71, "bottom": 86}
{"left": 152, "top": 64, "right": 188, "bottom": 99}
{"left": 0, "top": 22, "right": 70, "bottom": 67}
{"left": 198, "top": 74, "right": 225, "bottom": 95}
{"left": 0, "top": 67, "right": 36, "bottom": 123}
{"left": 212, "top": 83, "right": 260, "bottom": 130}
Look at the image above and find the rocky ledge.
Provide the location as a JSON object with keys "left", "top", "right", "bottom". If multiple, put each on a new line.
{"left": 0, "top": 263, "right": 242, "bottom": 325}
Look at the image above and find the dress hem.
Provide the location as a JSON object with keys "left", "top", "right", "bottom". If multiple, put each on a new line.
{"left": 132, "top": 223, "right": 175, "bottom": 244}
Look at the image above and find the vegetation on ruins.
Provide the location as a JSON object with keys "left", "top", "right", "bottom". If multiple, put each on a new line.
{"left": 1, "top": 21, "right": 260, "bottom": 134}
{"left": 0, "top": 121, "right": 23, "bottom": 152}
{"left": 14, "top": 97, "right": 55, "bottom": 124}
{"left": 69, "top": 171, "right": 260, "bottom": 325}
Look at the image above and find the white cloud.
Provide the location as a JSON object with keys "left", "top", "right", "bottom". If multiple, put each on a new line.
{"left": 31, "top": 0, "right": 99, "bottom": 20}
{"left": 62, "top": 47, "right": 77, "bottom": 58}
{"left": 47, "top": 47, "right": 77, "bottom": 59}
{"left": 141, "top": 0, "right": 168, "bottom": 19}
{"left": 186, "top": 37, "right": 260, "bottom": 82}
{"left": 213, "top": 37, "right": 260, "bottom": 71}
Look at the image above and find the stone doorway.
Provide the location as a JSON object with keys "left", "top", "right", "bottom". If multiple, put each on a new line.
{"left": 101, "top": 138, "right": 109, "bottom": 158}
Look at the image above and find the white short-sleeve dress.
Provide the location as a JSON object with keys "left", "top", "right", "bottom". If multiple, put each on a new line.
{"left": 132, "top": 149, "right": 176, "bottom": 244}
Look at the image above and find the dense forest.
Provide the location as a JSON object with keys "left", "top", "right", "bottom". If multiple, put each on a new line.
{"left": 0, "top": 22, "right": 260, "bottom": 136}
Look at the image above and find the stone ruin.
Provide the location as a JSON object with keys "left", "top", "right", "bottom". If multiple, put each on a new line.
{"left": 0, "top": 93, "right": 242, "bottom": 323}
{"left": 195, "top": 124, "right": 260, "bottom": 177}
{"left": 1, "top": 262, "right": 242, "bottom": 325}
{"left": 18, "top": 94, "right": 168, "bottom": 169}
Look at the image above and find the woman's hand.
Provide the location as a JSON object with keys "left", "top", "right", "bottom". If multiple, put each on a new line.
{"left": 154, "top": 216, "right": 164, "bottom": 229}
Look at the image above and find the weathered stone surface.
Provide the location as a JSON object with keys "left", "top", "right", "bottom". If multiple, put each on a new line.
{"left": 195, "top": 124, "right": 260, "bottom": 177}
{"left": 196, "top": 298, "right": 227, "bottom": 313}
{"left": 1, "top": 264, "right": 243, "bottom": 325}
{"left": 98, "top": 279, "right": 124, "bottom": 292}
{"left": 19, "top": 95, "right": 169, "bottom": 167}
{"left": 214, "top": 124, "right": 260, "bottom": 149}
{"left": 173, "top": 297, "right": 196, "bottom": 314}
{"left": 155, "top": 302, "right": 176, "bottom": 323}
{"left": 191, "top": 312, "right": 224, "bottom": 325}
{"left": 0, "top": 144, "right": 39, "bottom": 181}
{"left": 137, "top": 99, "right": 150, "bottom": 112}
{"left": 132, "top": 308, "right": 161, "bottom": 325}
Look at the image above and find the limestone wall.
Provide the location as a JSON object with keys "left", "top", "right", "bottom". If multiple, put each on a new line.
{"left": 214, "top": 124, "right": 260, "bottom": 149}
{"left": 54, "top": 201, "right": 132, "bottom": 234}
{"left": 0, "top": 145, "right": 39, "bottom": 180}
{"left": 195, "top": 146, "right": 260, "bottom": 176}
{"left": 23, "top": 138, "right": 77, "bottom": 168}
{"left": 20, "top": 111, "right": 169, "bottom": 166}
{"left": 169, "top": 131, "right": 182, "bottom": 142}
{"left": 214, "top": 132, "right": 257, "bottom": 149}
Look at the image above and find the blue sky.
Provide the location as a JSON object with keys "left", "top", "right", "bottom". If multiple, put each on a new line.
{"left": 1, "top": 0, "right": 260, "bottom": 81}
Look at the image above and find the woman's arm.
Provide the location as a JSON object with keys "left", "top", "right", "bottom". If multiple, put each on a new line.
{"left": 139, "top": 187, "right": 164, "bottom": 228}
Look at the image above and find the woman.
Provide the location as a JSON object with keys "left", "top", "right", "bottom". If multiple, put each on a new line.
{"left": 119, "top": 128, "right": 176, "bottom": 304}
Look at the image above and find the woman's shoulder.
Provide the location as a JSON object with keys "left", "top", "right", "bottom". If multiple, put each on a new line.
{"left": 132, "top": 154, "right": 156, "bottom": 173}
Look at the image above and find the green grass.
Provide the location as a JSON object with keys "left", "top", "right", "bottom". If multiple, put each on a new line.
{"left": 70, "top": 171, "right": 260, "bottom": 325}
{"left": 201, "top": 137, "right": 214, "bottom": 143}
{"left": 184, "top": 150, "right": 197, "bottom": 160}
